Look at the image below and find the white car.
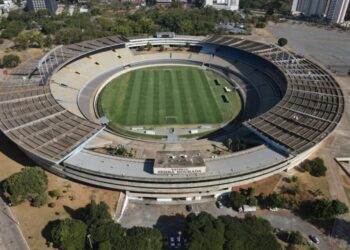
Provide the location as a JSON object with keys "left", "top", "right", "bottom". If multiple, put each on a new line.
{"left": 269, "top": 207, "right": 279, "bottom": 212}
{"left": 309, "top": 235, "right": 320, "bottom": 244}
{"left": 169, "top": 237, "right": 175, "bottom": 247}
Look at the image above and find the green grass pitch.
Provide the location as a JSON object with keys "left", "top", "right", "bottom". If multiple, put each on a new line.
{"left": 97, "top": 66, "right": 241, "bottom": 128}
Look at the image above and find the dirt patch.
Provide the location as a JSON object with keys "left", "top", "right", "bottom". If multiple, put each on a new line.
{"left": 232, "top": 174, "right": 282, "bottom": 195}
{"left": 274, "top": 167, "right": 331, "bottom": 206}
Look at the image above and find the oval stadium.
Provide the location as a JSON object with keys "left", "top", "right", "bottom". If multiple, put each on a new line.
{"left": 0, "top": 35, "right": 344, "bottom": 203}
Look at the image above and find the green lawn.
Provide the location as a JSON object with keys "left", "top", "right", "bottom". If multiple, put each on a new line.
{"left": 97, "top": 66, "right": 241, "bottom": 128}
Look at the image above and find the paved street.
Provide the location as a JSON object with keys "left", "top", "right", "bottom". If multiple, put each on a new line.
{"left": 0, "top": 198, "right": 29, "bottom": 250}
{"left": 119, "top": 201, "right": 333, "bottom": 250}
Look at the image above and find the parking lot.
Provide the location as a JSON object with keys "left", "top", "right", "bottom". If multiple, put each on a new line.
{"left": 119, "top": 201, "right": 333, "bottom": 250}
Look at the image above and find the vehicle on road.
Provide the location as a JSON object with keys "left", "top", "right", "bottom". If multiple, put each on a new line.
{"left": 309, "top": 235, "right": 320, "bottom": 244}
{"left": 269, "top": 207, "right": 279, "bottom": 212}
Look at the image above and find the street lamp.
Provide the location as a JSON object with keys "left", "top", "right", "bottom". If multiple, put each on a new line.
{"left": 87, "top": 234, "right": 92, "bottom": 249}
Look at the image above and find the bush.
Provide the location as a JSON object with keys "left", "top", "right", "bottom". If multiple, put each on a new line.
{"left": 300, "top": 157, "right": 327, "bottom": 177}
{"left": 48, "top": 189, "right": 62, "bottom": 199}
{"left": 2, "top": 54, "right": 21, "bottom": 68}
{"left": 291, "top": 176, "right": 298, "bottom": 182}
{"left": 255, "top": 22, "right": 266, "bottom": 28}
{"left": 32, "top": 192, "right": 48, "bottom": 207}
{"left": 48, "top": 202, "right": 56, "bottom": 208}
{"left": 277, "top": 38, "right": 288, "bottom": 47}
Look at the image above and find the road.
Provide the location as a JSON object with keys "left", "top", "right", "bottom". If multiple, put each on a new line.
{"left": 0, "top": 198, "right": 29, "bottom": 250}
{"left": 119, "top": 201, "right": 332, "bottom": 250}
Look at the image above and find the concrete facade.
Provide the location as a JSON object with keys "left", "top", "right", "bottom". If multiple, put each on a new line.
{"left": 292, "top": 0, "right": 350, "bottom": 23}
{"left": 205, "top": 0, "right": 239, "bottom": 11}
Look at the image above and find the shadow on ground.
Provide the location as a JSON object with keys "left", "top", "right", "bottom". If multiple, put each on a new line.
{"left": 154, "top": 214, "right": 186, "bottom": 237}
{"left": 0, "top": 132, "right": 35, "bottom": 167}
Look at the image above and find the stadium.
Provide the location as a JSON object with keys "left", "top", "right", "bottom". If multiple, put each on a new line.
{"left": 0, "top": 34, "right": 344, "bottom": 203}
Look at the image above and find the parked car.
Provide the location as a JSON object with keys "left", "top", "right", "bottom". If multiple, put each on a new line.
{"left": 269, "top": 207, "right": 279, "bottom": 212}
{"left": 186, "top": 204, "right": 193, "bottom": 212}
{"left": 169, "top": 237, "right": 175, "bottom": 247}
{"left": 309, "top": 235, "right": 320, "bottom": 244}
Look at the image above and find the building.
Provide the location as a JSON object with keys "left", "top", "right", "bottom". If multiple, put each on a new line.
{"left": 153, "top": 151, "right": 206, "bottom": 175}
{"left": 26, "top": 0, "right": 57, "bottom": 14}
{"left": 291, "top": 0, "right": 350, "bottom": 23}
{"left": 291, "top": 0, "right": 328, "bottom": 17}
{"left": 205, "top": 0, "right": 239, "bottom": 11}
{"left": 325, "top": 0, "right": 350, "bottom": 23}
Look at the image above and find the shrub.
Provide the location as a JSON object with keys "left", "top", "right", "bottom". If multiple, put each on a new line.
{"left": 278, "top": 38, "right": 288, "bottom": 47}
{"left": 300, "top": 157, "right": 327, "bottom": 177}
{"left": 48, "top": 189, "right": 62, "bottom": 199}
{"left": 291, "top": 176, "right": 298, "bottom": 182}
{"left": 255, "top": 22, "right": 266, "bottom": 28}
{"left": 2, "top": 54, "right": 21, "bottom": 68}
{"left": 32, "top": 192, "right": 48, "bottom": 207}
{"left": 48, "top": 202, "right": 56, "bottom": 208}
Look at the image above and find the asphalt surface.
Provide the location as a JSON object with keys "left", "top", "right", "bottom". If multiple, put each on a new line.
{"left": 0, "top": 198, "right": 29, "bottom": 250}
{"left": 119, "top": 201, "right": 332, "bottom": 250}
{"left": 268, "top": 22, "right": 350, "bottom": 74}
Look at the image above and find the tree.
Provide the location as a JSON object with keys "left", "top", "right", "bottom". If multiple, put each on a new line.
{"left": 220, "top": 214, "right": 282, "bottom": 250}
{"left": 2, "top": 54, "right": 21, "bottom": 68}
{"left": 0, "top": 20, "right": 25, "bottom": 39}
{"left": 186, "top": 212, "right": 225, "bottom": 250}
{"left": 258, "top": 192, "right": 286, "bottom": 208}
{"left": 277, "top": 230, "right": 303, "bottom": 245}
{"left": 15, "top": 30, "right": 45, "bottom": 49}
{"left": 83, "top": 201, "right": 125, "bottom": 247}
{"left": 300, "top": 157, "right": 327, "bottom": 177}
{"left": 229, "top": 191, "right": 246, "bottom": 210}
{"left": 2, "top": 167, "right": 48, "bottom": 205}
{"left": 278, "top": 37, "right": 288, "bottom": 47}
{"left": 299, "top": 199, "right": 349, "bottom": 219}
{"left": 98, "top": 241, "right": 111, "bottom": 250}
{"left": 50, "top": 219, "right": 87, "bottom": 250}
{"left": 55, "top": 27, "right": 82, "bottom": 45}
{"left": 125, "top": 227, "right": 163, "bottom": 250}
{"left": 289, "top": 231, "right": 303, "bottom": 245}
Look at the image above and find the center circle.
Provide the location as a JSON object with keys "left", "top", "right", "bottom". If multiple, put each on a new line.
{"left": 97, "top": 66, "right": 242, "bottom": 140}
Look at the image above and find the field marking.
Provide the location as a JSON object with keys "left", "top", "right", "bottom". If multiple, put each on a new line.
{"left": 98, "top": 66, "right": 241, "bottom": 128}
